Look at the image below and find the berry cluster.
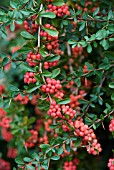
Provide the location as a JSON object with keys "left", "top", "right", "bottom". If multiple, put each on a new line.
{"left": 44, "top": 119, "right": 52, "bottom": 132}
{"left": 47, "top": 4, "right": 70, "bottom": 17}
{"left": 44, "top": 60, "right": 58, "bottom": 69}
{"left": 39, "top": 135, "right": 48, "bottom": 144}
{"left": 47, "top": 100, "right": 62, "bottom": 118}
{"left": 7, "top": 147, "right": 17, "bottom": 159}
{"left": 0, "top": 117, "right": 12, "bottom": 128}
{"left": 63, "top": 159, "right": 79, "bottom": 170}
{"left": 24, "top": 16, "right": 38, "bottom": 34}
{"left": 24, "top": 72, "right": 36, "bottom": 84}
{"left": 25, "top": 130, "right": 38, "bottom": 148}
{"left": 0, "top": 84, "right": 5, "bottom": 95}
{"left": 30, "top": 94, "right": 39, "bottom": 105}
{"left": 0, "top": 108, "right": 6, "bottom": 118}
{"left": 54, "top": 48, "right": 64, "bottom": 55}
{"left": 74, "top": 119, "right": 102, "bottom": 155}
{"left": 72, "top": 46, "right": 83, "bottom": 58}
{"left": 41, "top": 78, "right": 62, "bottom": 94}
{"left": 54, "top": 90, "right": 65, "bottom": 99}
{"left": 26, "top": 52, "right": 41, "bottom": 66}
{"left": 62, "top": 124, "right": 71, "bottom": 132}
{"left": 109, "top": 119, "right": 114, "bottom": 132}
{"left": 108, "top": 158, "right": 114, "bottom": 170}
{"left": 83, "top": 65, "right": 89, "bottom": 74}
{"left": 40, "top": 24, "right": 59, "bottom": 50}
{"left": 70, "top": 91, "right": 85, "bottom": 108}
{"left": 1, "top": 128, "right": 13, "bottom": 142}
{"left": 14, "top": 94, "right": 29, "bottom": 104}
{"left": 0, "top": 158, "right": 10, "bottom": 170}
{"left": 61, "top": 105, "right": 76, "bottom": 119}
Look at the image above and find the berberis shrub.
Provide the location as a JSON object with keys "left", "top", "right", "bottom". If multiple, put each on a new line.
{"left": 0, "top": 0, "right": 114, "bottom": 169}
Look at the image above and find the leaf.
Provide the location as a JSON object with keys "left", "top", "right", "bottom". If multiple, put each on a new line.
{"left": 21, "top": 10, "right": 30, "bottom": 15}
{"left": 109, "top": 82, "right": 114, "bottom": 89}
{"left": 15, "top": 158, "right": 24, "bottom": 165}
{"left": 58, "top": 98, "right": 70, "bottom": 105}
{"left": 52, "top": 0, "right": 64, "bottom": 6}
{"left": 26, "top": 165, "right": 35, "bottom": 170}
{"left": 51, "top": 68, "right": 60, "bottom": 78}
{"left": 87, "top": 44, "right": 92, "bottom": 53}
{"left": 42, "top": 70, "right": 52, "bottom": 77}
{"left": 20, "top": 63, "right": 35, "bottom": 72}
{"left": 93, "top": 7, "right": 99, "bottom": 16}
{"left": 10, "top": 20, "right": 15, "bottom": 32}
{"left": 40, "top": 144, "right": 50, "bottom": 149}
{"left": 44, "top": 28, "right": 58, "bottom": 37}
{"left": 45, "top": 55, "right": 60, "bottom": 62}
{"left": 31, "top": 153, "right": 39, "bottom": 161}
{"left": 21, "top": 31, "right": 35, "bottom": 39}
{"left": 10, "top": 1, "right": 17, "bottom": 8}
{"left": 4, "top": 99, "right": 12, "bottom": 109}
{"left": 2, "top": 57, "right": 9, "bottom": 66}
{"left": 23, "top": 157, "right": 32, "bottom": 162}
{"left": 51, "top": 155, "right": 60, "bottom": 160}
{"left": 8, "top": 85, "right": 19, "bottom": 92}
{"left": 79, "top": 22, "right": 85, "bottom": 31}
{"left": 111, "top": 93, "right": 114, "bottom": 100}
{"left": 26, "top": 86, "right": 40, "bottom": 93}
{"left": 68, "top": 40, "right": 76, "bottom": 45}
{"left": 57, "top": 146, "right": 63, "bottom": 155}
{"left": 40, "top": 11, "right": 56, "bottom": 18}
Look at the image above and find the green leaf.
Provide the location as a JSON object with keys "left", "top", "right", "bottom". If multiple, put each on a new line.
{"left": 45, "top": 55, "right": 60, "bottom": 62}
{"left": 26, "top": 86, "right": 40, "bottom": 93}
{"left": 57, "top": 146, "right": 63, "bottom": 155}
{"left": 109, "top": 82, "right": 114, "bottom": 89}
{"left": 10, "top": 20, "right": 15, "bottom": 32}
{"left": 23, "top": 157, "right": 32, "bottom": 162}
{"left": 42, "top": 70, "right": 52, "bottom": 77}
{"left": 21, "top": 31, "right": 35, "bottom": 39}
{"left": 87, "top": 44, "right": 92, "bottom": 53}
{"left": 10, "top": 1, "right": 17, "bottom": 8}
{"left": 79, "top": 22, "right": 85, "bottom": 31}
{"left": 51, "top": 155, "right": 60, "bottom": 160}
{"left": 20, "top": 63, "right": 35, "bottom": 72}
{"left": 2, "top": 57, "right": 9, "bottom": 66}
{"left": 21, "top": 10, "right": 30, "bottom": 15}
{"left": 15, "top": 158, "right": 24, "bottom": 165}
{"left": 58, "top": 98, "right": 70, "bottom": 105}
{"left": 44, "top": 28, "right": 58, "bottom": 37}
{"left": 93, "top": 7, "right": 99, "bottom": 16}
{"left": 31, "top": 153, "right": 39, "bottom": 161}
{"left": 26, "top": 165, "right": 35, "bottom": 170}
{"left": 51, "top": 68, "right": 60, "bottom": 78}
{"left": 8, "top": 85, "right": 19, "bottom": 92}
{"left": 4, "top": 99, "right": 12, "bottom": 109}
{"left": 111, "top": 93, "right": 114, "bottom": 100}
{"left": 52, "top": 0, "right": 64, "bottom": 6}
{"left": 40, "top": 11, "right": 56, "bottom": 18}
{"left": 40, "top": 144, "right": 50, "bottom": 149}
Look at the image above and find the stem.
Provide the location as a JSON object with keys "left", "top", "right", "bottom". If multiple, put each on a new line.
{"left": 38, "top": 4, "right": 52, "bottom": 103}
{"left": 89, "top": 110, "right": 114, "bottom": 129}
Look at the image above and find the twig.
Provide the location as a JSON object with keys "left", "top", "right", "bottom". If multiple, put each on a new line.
{"left": 89, "top": 110, "right": 114, "bottom": 129}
